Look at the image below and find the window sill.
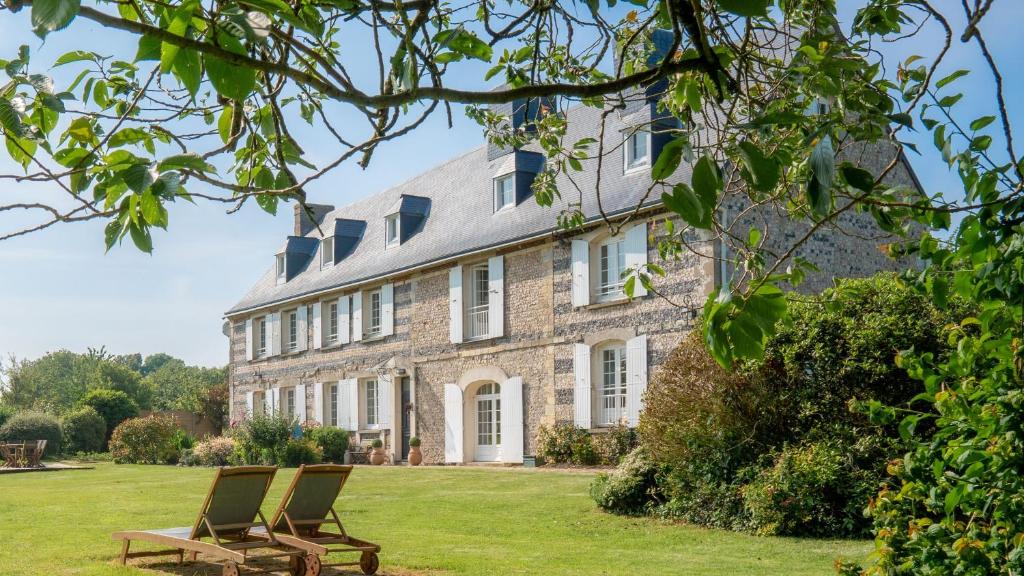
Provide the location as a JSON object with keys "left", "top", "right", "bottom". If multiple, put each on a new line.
{"left": 583, "top": 297, "right": 632, "bottom": 311}
{"left": 319, "top": 341, "right": 344, "bottom": 351}
{"left": 623, "top": 164, "right": 649, "bottom": 175}
{"left": 358, "top": 332, "right": 387, "bottom": 343}
{"left": 588, "top": 426, "right": 631, "bottom": 434}
{"left": 459, "top": 335, "right": 499, "bottom": 346}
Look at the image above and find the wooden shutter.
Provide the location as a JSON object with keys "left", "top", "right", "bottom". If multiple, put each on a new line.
{"left": 626, "top": 334, "right": 648, "bottom": 427}
{"left": 501, "top": 376, "right": 524, "bottom": 463}
{"left": 269, "top": 313, "right": 281, "bottom": 356}
{"left": 351, "top": 292, "right": 363, "bottom": 342}
{"left": 296, "top": 306, "right": 308, "bottom": 352}
{"left": 313, "top": 382, "right": 324, "bottom": 424}
{"left": 573, "top": 343, "right": 592, "bottom": 428}
{"left": 245, "top": 391, "right": 254, "bottom": 418}
{"left": 624, "top": 222, "right": 648, "bottom": 298}
{"left": 295, "top": 384, "right": 307, "bottom": 424}
{"left": 378, "top": 375, "right": 392, "bottom": 429}
{"left": 245, "top": 319, "right": 254, "bottom": 361}
{"left": 444, "top": 383, "right": 464, "bottom": 463}
{"left": 266, "top": 387, "right": 278, "bottom": 415}
{"left": 312, "top": 302, "right": 322, "bottom": 349}
{"left": 381, "top": 283, "right": 395, "bottom": 337}
{"left": 338, "top": 296, "right": 350, "bottom": 344}
{"left": 337, "top": 378, "right": 358, "bottom": 430}
{"left": 571, "top": 239, "right": 590, "bottom": 307}
{"left": 449, "top": 265, "right": 463, "bottom": 343}
{"left": 488, "top": 255, "right": 504, "bottom": 339}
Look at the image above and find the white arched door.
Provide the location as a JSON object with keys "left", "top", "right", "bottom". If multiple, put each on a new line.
{"left": 474, "top": 382, "right": 502, "bottom": 461}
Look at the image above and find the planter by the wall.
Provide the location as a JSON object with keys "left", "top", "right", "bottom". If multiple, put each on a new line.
{"left": 408, "top": 446, "right": 423, "bottom": 466}
{"left": 370, "top": 448, "right": 386, "bottom": 465}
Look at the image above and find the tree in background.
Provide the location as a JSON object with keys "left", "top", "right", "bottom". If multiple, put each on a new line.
{"left": 80, "top": 388, "right": 138, "bottom": 446}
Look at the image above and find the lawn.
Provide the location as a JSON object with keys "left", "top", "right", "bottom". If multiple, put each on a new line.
{"left": 0, "top": 463, "right": 869, "bottom": 575}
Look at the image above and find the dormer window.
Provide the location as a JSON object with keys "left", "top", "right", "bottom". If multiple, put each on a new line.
{"left": 494, "top": 174, "right": 515, "bottom": 212}
{"left": 276, "top": 254, "right": 286, "bottom": 283}
{"left": 385, "top": 214, "right": 400, "bottom": 248}
{"left": 321, "top": 237, "right": 334, "bottom": 269}
{"left": 624, "top": 130, "right": 650, "bottom": 172}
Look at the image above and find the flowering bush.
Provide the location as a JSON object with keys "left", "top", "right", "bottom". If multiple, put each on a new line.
{"left": 192, "top": 436, "right": 237, "bottom": 467}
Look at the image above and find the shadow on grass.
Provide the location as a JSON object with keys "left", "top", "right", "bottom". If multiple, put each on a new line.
{"left": 133, "top": 557, "right": 437, "bottom": 576}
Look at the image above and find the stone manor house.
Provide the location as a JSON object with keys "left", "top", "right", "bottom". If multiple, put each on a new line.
{"left": 224, "top": 97, "right": 921, "bottom": 465}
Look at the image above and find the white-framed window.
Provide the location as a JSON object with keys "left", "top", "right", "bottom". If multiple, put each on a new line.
{"left": 624, "top": 130, "right": 649, "bottom": 172}
{"left": 466, "top": 263, "right": 490, "bottom": 340}
{"left": 285, "top": 309, "right": 299, "bottom": 352}
{"left": 598, "top": 237, "right": 626, "bottom": 300}
{"left": 385, "top": 214, "right": 400, "bottom": 247}
{"left": 253, "top": 390, "right": 266, "bottom": 416}
{"left": 284, "top": 387, "right": 296, "bottom": 422}
{"left": 256, "top": 316, "right": 268, "bottom": 358}
{"left": 367, "top": 289, "right": 382, "bottom": 336}
{"left": 598, "top": 344, "right": 628, "bottom": 426}
{"left": 329, "top": 383, "right": 339, "bottom": 427}
{"left": 276, "top": 254, "right": 286, "bottom": 282}
{"left": 326, "top": 300, "right": 339, "bottom": 346}
{"left": 364, "top": 379, "right": 379, "bottom": 427}
{"left": 493, "top": 174, "right": 515, "bottom": 212}
{"left": 321, "top": 237, "right": 334, "bottom": 269}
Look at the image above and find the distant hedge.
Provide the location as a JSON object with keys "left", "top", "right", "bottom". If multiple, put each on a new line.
{"left": 0, "top": 411, "right": 63, "bottom": 457}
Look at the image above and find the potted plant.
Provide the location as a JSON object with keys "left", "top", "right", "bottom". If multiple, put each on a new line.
{"left": 408, "top": 436, "right": 422, "bottom": 466}
{"left": 369, "top": 439, "right": 386, "bottom": 465}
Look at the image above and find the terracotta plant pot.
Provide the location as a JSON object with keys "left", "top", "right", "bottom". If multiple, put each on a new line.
{"left": 408, "top": 446, "right": 423, "bottom": 466}
{"left": 370, "top": 448, "right": 386, "bottom": 465}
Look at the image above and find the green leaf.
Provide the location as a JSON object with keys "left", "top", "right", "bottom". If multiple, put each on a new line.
{"left": 158, "top": 153, "right": 214, "bottom": 173}
{"left": 122, "top": 163, "right": 155, "bottom": 193}
{"left": 841, "top": 165, "right": 875, "bottom": 193}
{"left": 161, "top": 0, "right": 197, "bottom": 74}
{"left": 935, "top": 69, "right": 969, "bottom": 89}
{"left": 0, "top": 98, "right": 25, "bottom": 138}
{"left": 128, "top": 222, "right": 153, "bottom": 253}
{"left": 887, "top": 113, "right": 914, "bottom": 130}
{"left": 652, "top": 138, "right": 685, "bottom": 180}
{"left": 716, "top": 0, "right": 769, "bottom": 17}
{"left": 108, "top": 128, "right": 151, "bottom": 148}
{"left": 436, "top": 28, "right": 493, "bottom": 62}
{"left": 32, "top": 0, "right": 80, "bottom": 34}
{"left": 662, "top": 183, "right": 711, "bottom": 230}
{"left": 135, "top": 35, "right": 161, "bottom": 62}
{"left": 969, "top": 115, "right": 996, "bottom": 132}
{"left": 806, "top": 136, "right": 835, "bottom": 217}
{"left": 173, "top": 48, "right": 201, "bottom": 98}
{"left": 66, "top": 117, "right": 96, "bottom": 143}
{"left": 53, "top": 50, "right": 94, "bottom": 67}
{"left": 736, "top": 141, "right": 779, "bottom": 192}
{"left": 204, "top": 33, "right": 256, "bottom": 101}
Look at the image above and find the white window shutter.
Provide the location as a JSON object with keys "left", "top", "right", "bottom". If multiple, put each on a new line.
{"left": 573, "top": 343, "right": 592, "bottom": 428}
{"left": 296, "top": 306, "right": 308, "bottom": 352}
{"left": 351, "top": 292, "right": 363, "bottom": 342}
{"left": 378, "top": 375, "right": 392, "bottom": 429}
{"left": 245, "top": 319, "right": 254, "bottom": 361}
{"left": 501, "top": 376, "right": 524, "bottom": 464}
{"left": 488, "top": 255, "right": 504, "bottom": 339}
{"left": 338, "top": 296, "right": 350, "bottom": 344}
{"left": 625, "top": 222, "right": 649, "bottom": 298}
{"left": 245, "top": 391, "right": 254, "bottom": 418}
{"left": 381, "top": 283, "right": 394, "bottom": 337}
{"left": 265, "top": 387, "right": 278, "bottom": 415}
{"left": 312, "top": 302, "right": 322, "bottom": 349}
{"left": 313, "top": 382, "right": 324, "bottom": 424}
{"left": 444, "top": 383, "right": 464, "bottom": 463}
{"left": 269, "top": 313, "right": 281, "bottom": 356}
{"left": 626, "top": 334, "right": 648, "bottom": 427}
{"left": 449, "top": 265, "right": 463, "bottom": 343}
{"left": 348, "top": 379, "right": 360, "bottom": 430}
{"left": 295, "top": 384, "right": 307, "bottom": 424}
{"left": 571, "top": 239, "right": 590, "bottom": 307}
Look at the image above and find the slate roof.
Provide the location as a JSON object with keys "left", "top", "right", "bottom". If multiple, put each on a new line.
{"left": 225, "top": 103, "right": 690, "bottom": 316}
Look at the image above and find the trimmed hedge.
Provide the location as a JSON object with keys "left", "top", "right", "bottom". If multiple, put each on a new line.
{"left": 308, "top": 427, "right": 349, "bottom": 463}
{"left": 0, "top": 411, "right": 63, "bottom": 457}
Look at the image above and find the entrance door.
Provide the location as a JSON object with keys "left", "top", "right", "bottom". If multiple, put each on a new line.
{"left": 474, "top": 382, "right": 502, "bottom": 462}
{"left": 400, "top": 377, "right": 411, "bottom": 460}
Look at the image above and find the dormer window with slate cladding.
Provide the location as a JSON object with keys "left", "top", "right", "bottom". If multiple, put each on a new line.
{"left": 275, "top": 236, "right": 318, "bottom": 284}
{"left": 383, "top": 194, "right": 430, "bottom": 249}
{"left": 319, "top": 217, "right": 366, "bottom": 270}
{"left": 491, "top": 149, "right": 545, "bottom": 213}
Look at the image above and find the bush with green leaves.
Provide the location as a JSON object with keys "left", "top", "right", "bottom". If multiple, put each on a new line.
{"left": 80, "top": 388, "right": 139, "bottom": 446}
{"left": 593, "top": 423, "right": 639, "bottom": 465}
{"left": 308, "top": 427, "right": 349, "bottom": 463}
{"left": 231, "top": 413, "right": 293, "bottom": 465}
{"left": 536, "top": 424, "right": 599, "bottom": 465}
{"left": 61, "top": 406, "right": 106, "bottom": 454}
{"left": 283, "top": 438, "right": 323, "bottom": 467}
{"left": 108, "top": 415, "right": 179, "bottom": 464}
{"left": 0, "top": 404, "right": 15, "bottom": 429}
{"left": 409, "top": 436, "right": 421, "bottom": 447}
{"left": 0, "top": 411, "right": 63, "bottom": 457}
{"left": 590, "top": 447, "right": 662, "bottom": 515}
{"left": 191, "top": 436, "right": 236, "bottom": 467}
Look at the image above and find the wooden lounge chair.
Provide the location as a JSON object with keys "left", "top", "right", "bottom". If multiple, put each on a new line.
{"left": 112, "top": 466, "right": 325, "bottom": 576}
{"left": 257, "top": 464, "right": 381, "bottom": 575}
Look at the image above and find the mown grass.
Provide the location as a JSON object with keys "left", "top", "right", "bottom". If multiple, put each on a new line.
{"left": 0, "top": 463, "right": 868, "bottom": 575}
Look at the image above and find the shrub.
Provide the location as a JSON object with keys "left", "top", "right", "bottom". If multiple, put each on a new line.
{"left": 0, "top": 411, "right": 63, "bottom": 457}
{"left": 370, "top": 438, "right": 383, "bottom": 449}
{"left": 0, "top": 404, "right": 15, "bottom": 429}
{"left": 283, "top": 438, "right": 322, "bottom": 467}
{"left": 62, "top": 406, "right": 106, "bottom": 454}
{"left": 173, "top": 429, "right": 196, "bottom": 451}
{"left": 309, "top": 427, "right": 349, "bottom": 463}
{"left": 409, "top": 436, "right": 421, "bottom": 447}
{"left": 593, "top": 423, "right": 638, "bottom": 465}
{"left": 108, "top": 415, "right": 179, "bottom": 464}
{"left": 231, "top": 413, "right": 292, "bottom": 465}
{"left": 537, "top": 424, "right": 599, "bottom": 465}
{"left": 81, "top": 388, "right": 139, "bottom": 446}
{"left": 192, "top": 436, "right": 237, "bottom": 466}
{"left": 590, "top": 447, "right": 661, "bottom": 515}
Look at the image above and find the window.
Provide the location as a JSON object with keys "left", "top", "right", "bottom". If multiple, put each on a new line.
{"left": 286, "top": 309, "right": 299, "bottom": 351}
{"left": 599, "top": 344, "right": 628, "bottom": 425}
{"left": 466, "top": 263, "right": 490, "bottom": 340}
{"left": 257, "top": 317, "right": 268, "bottom": 358}
{"left": 253, "top": 391, "right": 266, "bottom": 416}
{"left": 367, "top": 290, "right": 382, "bottom": 336}
{"left": 326, "top": 300, "right": 339, "bottom": 346}
{"left": 284, "top": 387, "right": 296, "bottom": 421}
{"left": 364, "top": 379, "right": 379, "bottom": 427}
{"left": 624, "top": 131, "right": 649, "bottom": 172}
{"left": 276, "top": 254, "right": 286, "bottom": 282}
{"left": 329, "top": 383, "right": 338, "bottom": 427}
{"left": 385, "top": 214, "right": 400, "bottom": 247}
{"left": 321, "top": 237, "right": 334, "bottom": 269}
{"left": 598, "top": 237, "right": 626, "bottom": 299}
{"left": 493, "top": 174, "right": 515, "bottom": 211}
{"left": 476, "top": 382, "right": 501, "bottom": 458}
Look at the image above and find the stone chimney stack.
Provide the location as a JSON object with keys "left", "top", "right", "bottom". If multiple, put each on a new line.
{"left": 294, "top": 203, "right": 335, "bottom": 236}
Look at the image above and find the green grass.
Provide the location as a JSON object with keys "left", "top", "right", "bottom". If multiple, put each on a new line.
{"left": 0, "top": 463, "right": 868, "bottom": 575}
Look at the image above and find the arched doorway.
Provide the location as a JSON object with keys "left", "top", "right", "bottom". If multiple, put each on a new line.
{"left": 474, "top": 382, "right": 502, "bottom": 462}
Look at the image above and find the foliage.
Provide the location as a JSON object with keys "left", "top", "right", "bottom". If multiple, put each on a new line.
{"left": 308, "top": 427, "right": 349, "bottom": 463}
{"left": 108, "top": 415, "right": 179, "bottom": 464}
{"left": 370, "top": 438, "right": 383, "bottom": 449}
{"left": 80, "top": 388, "right": 138, "bottom": 445}
{"left": 191, "top": 436, "right": 236, "bottom": 467}
{"left": 61, "top": 406, "right": 106, "bottom": 454}
{"left": 592, "top": 424, "right": 639, "bottom": 466}
{"left": 90, "top": 362, "right": 153, "bottom": 409}
{"left": 0, "top": 411, "right": 63, "bottom": 457}
{"left": 590, "top": 447, "right": 662, "bottom": 515}
{"left": 0, "top": 404, "right": 14, "bottom": 429}
{"left": 231, "top": 413, "right": 292, "bottom": 465}
{"left": 172, "top": 429, "right": 195, "bottom": 452}
{"left": 282, "top": 438, "right": 323, "bottom": 467}
{"left": 409, "top": 436, "right": 421, "bottom": 448}
{"left": 536, "top": 424, "right": 599, "bottom": 466}
{"left": 145, "top": 360, "right": 228, "bottom": 426}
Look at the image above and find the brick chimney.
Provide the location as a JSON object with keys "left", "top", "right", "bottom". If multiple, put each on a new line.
{"left": 294, "top": 203, "right": 335, "bottom": 236}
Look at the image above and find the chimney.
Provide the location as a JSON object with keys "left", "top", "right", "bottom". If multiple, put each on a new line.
{"left": 294, "top": 203, "right": 335, "bottom": 236}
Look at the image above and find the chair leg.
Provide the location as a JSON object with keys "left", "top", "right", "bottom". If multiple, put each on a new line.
{"left": 119, "top": 540, "right": 131, "bottom": 565}
{"left": 177, "top": 550, "right": 184, "bottom": 564}
{"left": 188, "top": 550, "right": 198, "bottom": 562}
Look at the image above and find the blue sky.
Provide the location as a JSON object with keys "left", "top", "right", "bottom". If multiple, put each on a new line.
{"left": 0, "top": 2, "right": 1019, "bottom": 367}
